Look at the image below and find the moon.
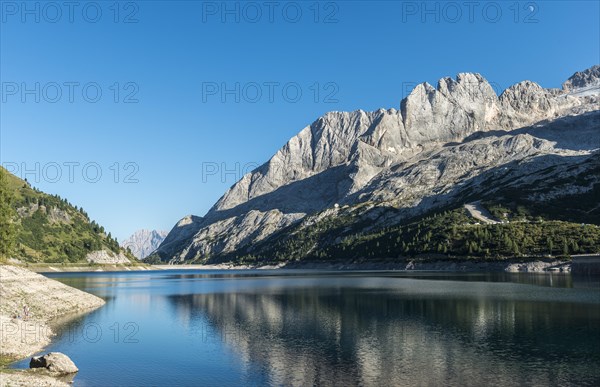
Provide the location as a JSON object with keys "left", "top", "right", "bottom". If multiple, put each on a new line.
{"left": 528, "top": 5, "right": 534, "bottom": 12}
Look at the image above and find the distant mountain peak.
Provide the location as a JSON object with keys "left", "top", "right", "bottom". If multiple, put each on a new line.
{"left": 121, "top": 229, "right": 168, "bottom": 259}
{"left": 563, "top": 65, "right": 600, "bottom": 91}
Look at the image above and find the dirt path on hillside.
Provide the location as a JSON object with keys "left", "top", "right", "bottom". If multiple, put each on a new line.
{"left": 464, "top": 202, "right": 499, "bottom": 224}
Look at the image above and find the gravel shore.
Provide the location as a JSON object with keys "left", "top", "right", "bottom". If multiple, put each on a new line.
{"left": 0, "top": 265, "right": 105, "bottom": 386}
{"left": 0, "top": 370, "right": 73, "bottom": 387}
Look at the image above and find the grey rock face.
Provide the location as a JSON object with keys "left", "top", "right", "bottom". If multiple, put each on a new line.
{"left": 16, "top": 204, "right": 71, "bottom": 224}
{"left": 401, "top": 73, "right": 501, "bottom": 143}
{"left": 346, "top": 111, "right": 599, "bottom": 217}
{"left": 173, "top": 210, "right": 305, "bottom": 262}
{"left": 154, "top": 215, "right": 203, "bottom": 261}
{"left": 562, "top": 65, "right": 600, "bottom": 91}
{"left": 85, "top": 250, "right": 130, "bottom": 264}
{"left": 121, "top": 229, "right": 168, "bottom": 259}
{"left": 155, "top": 65, "right": 600, "bottom": 263}
{"left": 30, "top": 352, "right": 79, "bottom": 374}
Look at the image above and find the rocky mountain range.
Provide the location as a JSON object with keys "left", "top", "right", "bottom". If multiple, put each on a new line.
{"left": 152, "top": 65, "right": 600, "bottom": 264}
{"left": 121, "top": 229, "right": 168, "bottom": 259}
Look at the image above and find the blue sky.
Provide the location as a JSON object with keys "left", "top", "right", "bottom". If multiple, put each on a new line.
{"left": 1, "top": 0, "right": 599, "bottom": 241}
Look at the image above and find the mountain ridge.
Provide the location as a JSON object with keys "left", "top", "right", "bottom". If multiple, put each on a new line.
{"left": 152, "top": 65, "right": 600, "bottom": 264}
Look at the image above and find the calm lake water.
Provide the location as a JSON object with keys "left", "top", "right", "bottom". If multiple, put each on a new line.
{"left": 14, "top": 270, "right": 600, "bottom": 386}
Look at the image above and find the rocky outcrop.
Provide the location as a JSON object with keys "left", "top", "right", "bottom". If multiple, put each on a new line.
{"left": 121, "top": 229, "right": 168, "bottom": 259}
{"left": 15, "top": 204, "right": 71, "bottom": 224}
{"left": 85, "top": 250, "right": 130, "bottom": 264}
{"left": 154, "top": 65, "right": 600, "bottom": 263}
{"left": 30, "top": 353, "right": 78, "bottom": 374}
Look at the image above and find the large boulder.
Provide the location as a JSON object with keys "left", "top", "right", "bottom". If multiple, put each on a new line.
{"left": 30, "top": 352, "right": 79, "bottom": 374}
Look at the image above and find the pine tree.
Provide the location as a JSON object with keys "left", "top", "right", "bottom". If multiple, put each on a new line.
{"left": 572, "top": 240, "right": 579, "bottom": 253}
{"left": 512, "top": 242, "right": 520, "bottom": 256}
{"left": 547, "top": 238, "right": 553, "bottom": 255}
{"left": 504, "top": 235, "right": 513, "bottom": 252}
{"left": 562, "top": 239, "right": 569, "bottom": 256}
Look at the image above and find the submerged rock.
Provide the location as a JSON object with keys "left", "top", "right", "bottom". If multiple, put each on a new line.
{"left": 30, "top": 352, "right": 79, "bottom": 374}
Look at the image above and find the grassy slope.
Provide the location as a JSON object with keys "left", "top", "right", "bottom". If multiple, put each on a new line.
{"left": 1, "top": 167, "right": 137, "bottom": 264}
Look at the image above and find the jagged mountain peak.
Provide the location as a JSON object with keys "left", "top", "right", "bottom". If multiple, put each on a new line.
{"left": 563, "top": 64, "right": 600, "bottom": 91}
{"left": 153, "top": 65, "right": 600, "bottom": 264}
{"left": 437, "top": 72, "right": 489, "bottom": 91}
{"left": 502, "top": 80, "right": 544, "bottom": 94}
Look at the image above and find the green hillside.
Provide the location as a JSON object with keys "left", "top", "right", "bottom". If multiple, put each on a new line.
{"left": 0, "top": 167, "right": 135, "bottom": 263}
{"left": 198, "top": 205, "right": 599, "bottom": 266}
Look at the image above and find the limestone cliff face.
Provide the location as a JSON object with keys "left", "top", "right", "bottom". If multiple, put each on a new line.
{"left": 155, "top": 66, "right": 600, "bottom": 263}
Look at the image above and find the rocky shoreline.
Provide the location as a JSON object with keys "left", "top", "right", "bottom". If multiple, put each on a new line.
{"left": 282, "top": 259, "right": 573, "bottom": 272}
{"left": 23, "top": 257, "right": 589, "bottom": 274}
{"left": 4, "top": 258, "right": 152, "bottom": 274}
{"left": 152, "top": 258, "right": 574, "bottom": 272}
{"left": 0, "top": 265, "right": 105, "bottom": 387}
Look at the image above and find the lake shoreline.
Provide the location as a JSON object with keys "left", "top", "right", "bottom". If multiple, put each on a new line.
{"left": 4, "top": 260, "right": 598, "bottom": 385}
{"left": 17, "top": 263, "right": 154, "bottom": 273}
{"left": 0, "top": 265, "right": 106, "bottom": 387}
{"left": 284, "top": 259, "right": 573, "bottom": 272}
{"left": 19, "top": 258, "right": 581, "bottom": 274}
{"left": 20, "top": 263, "right": 600, "bottom": 386}
{"left": 151, "top": 258, "right": 574, "bottom": 273}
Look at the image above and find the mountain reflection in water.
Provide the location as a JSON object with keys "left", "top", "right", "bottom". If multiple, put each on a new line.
{"left": 18, "top": 270, "right": 599, "bottom": 386}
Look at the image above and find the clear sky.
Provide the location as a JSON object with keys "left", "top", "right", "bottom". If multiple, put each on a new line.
{"left": 1, "top": 1, "right": 599, "bottom": 241}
